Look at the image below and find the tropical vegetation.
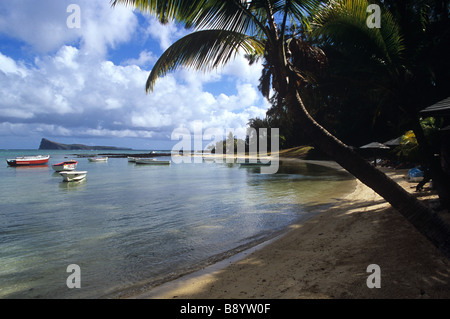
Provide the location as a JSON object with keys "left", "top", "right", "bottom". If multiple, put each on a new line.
{"left": 112, "top": 0, "right": 450, "bottom": 258}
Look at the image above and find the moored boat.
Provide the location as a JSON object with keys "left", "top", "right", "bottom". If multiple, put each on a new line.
{"left": 88, "top": 157, "right": 108, "bottom": 162}
{"left": 135, "top": 158, "right": 171, "bottom": 165}
{"left": 239, "top": 160, "right": 271, "bottom": 167}
{"left": 127, "top": 157, "right": 136, "bottom": 162}
{"left": 59, "top": 171, "right": 87, "bottom": 182}
{"left": 6, "top": 155, "right": 50, "bottom": 166}
{"left": 52, "top": 160, "right": 78, "bottom": 172}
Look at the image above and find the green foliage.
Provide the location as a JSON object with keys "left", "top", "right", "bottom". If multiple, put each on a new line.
{"left": 393, "top": 117, "right": 439, "bottom": 162}
{"left": 313, "top": 0, "right": 405, "bottom": 66}
{"left": 208, "top": 132, "right": 246, "bottom": 154}
{"left": 394, "top": 130, "right": 421, "bottom": 162}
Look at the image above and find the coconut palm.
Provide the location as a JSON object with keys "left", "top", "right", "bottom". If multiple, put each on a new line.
{"left": 312, "top": 0, "right": 450, "bottom": 208}
{"left": 112, "top": 0, "right": 450, "bottom": 257}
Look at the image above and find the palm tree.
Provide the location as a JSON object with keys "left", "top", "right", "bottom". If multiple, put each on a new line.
{"left": 112, "top": 0, "right": 450, "bottom": 257}
{"left": 312, "top": 0, "right": 450, "bottom": 208}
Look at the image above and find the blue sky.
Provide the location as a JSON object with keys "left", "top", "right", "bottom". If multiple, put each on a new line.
{"left": 0, "top": 0, "right": 269, "bottom": 150}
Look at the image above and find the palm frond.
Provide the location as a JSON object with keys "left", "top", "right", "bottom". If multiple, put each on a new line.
{"left": 146, "top": 29, "right": 265, "bottom": 92}
{"left": 112, "top": 0, "right": 326, "bottom": 93}
{"left": 111, "top": 0, "right": 196, "bottom": 24}
{"left": 282, "top": 0, "right": 322, "bottom": 30}
{"left": 312, "top": 0, "right": 405, "bottom": 66}
{"left": 192, "top": 0, "right": 254, "bottom": 33}
{"left": 112, "top": 0, "right": 264, "bottom": 35}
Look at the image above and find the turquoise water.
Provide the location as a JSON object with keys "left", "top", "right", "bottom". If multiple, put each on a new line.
{"left": 0, "top": 150, "right": 354, "bottom": 298}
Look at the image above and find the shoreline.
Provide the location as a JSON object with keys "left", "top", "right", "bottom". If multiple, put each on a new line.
{"left": 104, "top": 157, "right": 353, "bottom": 299}
{"left": 122, "top": 163, "right": 450, "bottom": 299}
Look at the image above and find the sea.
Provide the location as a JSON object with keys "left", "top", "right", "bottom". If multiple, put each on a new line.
{"left": 0, "top": 149, "right": 355, "bottom": 299}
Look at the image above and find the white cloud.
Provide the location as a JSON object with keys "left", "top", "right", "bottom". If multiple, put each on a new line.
{"left": 221, "top": 53, "right": 262, "bottom": 84}
{"left": 0, "top": 0, "right": 79, "bottom": 53}
{"left": 0, "top": 53, "right": 28, "bottom": 76}
{"left": 0, "top": 46, "right": 267, "bottom": 143}
{"left": 80, "top": 1, "right": 138, "bottom": 57}
{"left": 122, "top": 50, "right": 156, "bottom": 67}
{"left": 145, "top": 17, "right": 188, "bottom": 51}
{"left": 0, "top": 1, "right": 269, "bottom": 149}
{"left": 105, "top": 98, "right": 123, "bottom": 110}
{"left": 0, "top": 0, "right": 137, "bottom": 57}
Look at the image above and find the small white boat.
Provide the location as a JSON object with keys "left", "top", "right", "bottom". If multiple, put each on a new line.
{"left": 127, "top": 157, "right": 136, "bottom": 162}
{"left": 135, "top": 158, "right": 171, "bottom": 165}
{"left": 88, "top": 157, "right": 108, "bottom": 162}
{"left": 52, "top": 160, "right": 78, "bottom": 172}
{"left": 60, "top": 171, "right": 87, "bottom": 182}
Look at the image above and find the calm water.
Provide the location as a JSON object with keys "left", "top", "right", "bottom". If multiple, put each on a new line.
{"left": 0, "top": 150, "right": 355, "bottom": 298}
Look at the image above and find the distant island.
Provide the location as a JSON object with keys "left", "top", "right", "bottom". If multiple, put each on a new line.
{"left": 38, "top": 138, "right": 132, "bottom": 151}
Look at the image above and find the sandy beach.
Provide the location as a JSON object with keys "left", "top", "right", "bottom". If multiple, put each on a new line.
{"left": 125, "top": 162, "right": 450, "bottom": 299}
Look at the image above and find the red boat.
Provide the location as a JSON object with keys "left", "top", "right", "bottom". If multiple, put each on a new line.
{"left": 6, "top": 155, "right": 50, "bottom": 166}
{"left": 51, "top": 160, "right": 78, "bottom": 172}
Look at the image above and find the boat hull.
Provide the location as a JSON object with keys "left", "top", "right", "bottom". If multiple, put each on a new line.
{"left": 135, "top": 159, "right": 171, "bottom": 165}
{"left": 60, "top": 171, "right": 87, "bottom": 182}
{"left": 88, "top": 157, "right": 108, "bottom": 162}
{"left": 6, "top": 155, "right": 50, "bottom": 166}
{"left": 52, "top": 160, "right": 78, "bottom": 172}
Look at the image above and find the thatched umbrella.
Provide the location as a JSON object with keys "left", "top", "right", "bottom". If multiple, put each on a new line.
{"left": 360, "top": 142, "right": 390, "bottom": 167}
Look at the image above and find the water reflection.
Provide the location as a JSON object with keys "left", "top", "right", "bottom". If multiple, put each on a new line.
{"left": 8, "top": 164, "right": 49, "bottom": 171}
{"left": 0, "top": 153, "right": 356, "bottom": 299}
{"left": 58, "top": 179, "right": 87, "bottom": 191}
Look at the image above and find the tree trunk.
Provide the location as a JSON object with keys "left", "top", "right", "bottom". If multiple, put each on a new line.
{"left": 285, "top": 85, "right": 450, "bottom": 259}
{"left": 410, "top": 118, "right": 450, "bottom": 209}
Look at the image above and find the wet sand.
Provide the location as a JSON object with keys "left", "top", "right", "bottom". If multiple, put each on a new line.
{"left": 125, "top": 164, "right": 450, "bottom": 299}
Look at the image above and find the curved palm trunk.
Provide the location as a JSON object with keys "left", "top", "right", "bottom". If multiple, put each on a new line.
{"left": 285, "top": 83, "right": 450, "bottom": 259}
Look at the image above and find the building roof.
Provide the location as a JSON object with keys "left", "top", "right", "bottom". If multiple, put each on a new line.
{"left": 384, "top": 136, "right": 402, "bottom": 146}
{"left": 360, "top": 142, "right": 390, "bottom": 149}
{"left": 420, "top": 96, "right": 450, "bottom": 116}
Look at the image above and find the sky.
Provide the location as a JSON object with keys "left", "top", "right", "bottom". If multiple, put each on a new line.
{"left": 0, "top": 0, "right": 269, "bottom": 150}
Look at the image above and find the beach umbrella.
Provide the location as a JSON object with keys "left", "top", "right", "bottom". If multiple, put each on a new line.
{"left": 360, "top": 142, "right": 390, "bottom": 166}
{"left": 384, "top": 136, "right": 402, "bottom": 147}
{"left": 419, "top": 96, "right": 450, "bottom": 117}
{"left": 360, "top": 142, "right": 390, "bottom": 150}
